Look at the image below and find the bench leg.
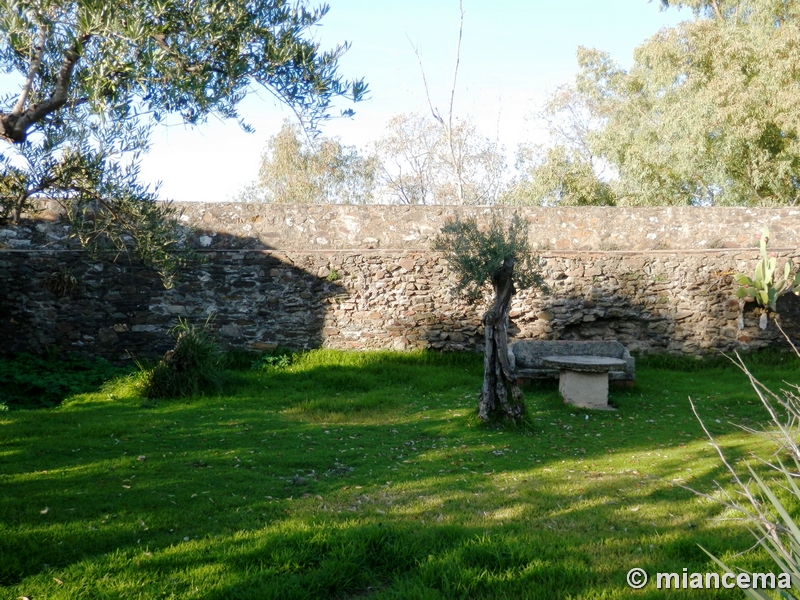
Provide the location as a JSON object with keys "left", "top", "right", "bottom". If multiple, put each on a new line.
{"left": 559, "top": 370, "right": 613, "bottom": 410}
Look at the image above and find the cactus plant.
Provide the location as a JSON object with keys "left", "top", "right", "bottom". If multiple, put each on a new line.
{"left": 733, "top": 226, "right": 800, "bottom": 312}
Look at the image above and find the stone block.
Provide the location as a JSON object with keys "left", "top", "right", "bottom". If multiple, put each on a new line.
{"left": 558, "top": 370, "right": 612, "bottom": 410}
{"left": 98, "top": 327, "right": 119, "bottom": 344}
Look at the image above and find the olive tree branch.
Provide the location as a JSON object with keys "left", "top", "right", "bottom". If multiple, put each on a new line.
{"left": 1, "top": 33, "right": 91, "bottom": 143}
{"left": 11, "top": 22, "right": 47, "bottom": 116}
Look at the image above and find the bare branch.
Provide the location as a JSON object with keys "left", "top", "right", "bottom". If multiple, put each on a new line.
{"left": 446, "top": 0, "right": 466, "bottom": 204}
{"left": 710, "top": 0, "right": 724, "bottom": 21}
{"left": 151, "top": 33, "right": 204, "bottom": 74}
{"left": 409, "top": 36, "right": 442, "bottom": 125}
{"left": 774, "top": 318, "right": 800, "bottom": 359}
{"left": 448, "top": 0, "right": 464, "bottom": 136}
{"left": 410, "top": 1, "right": 467, "bottom": 203}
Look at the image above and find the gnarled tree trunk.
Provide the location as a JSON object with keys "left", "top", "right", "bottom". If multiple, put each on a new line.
{"left": 478, "top": 256, "right": 525, "bottom": 422}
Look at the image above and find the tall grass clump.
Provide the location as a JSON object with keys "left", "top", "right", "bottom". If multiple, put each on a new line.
{"left": 694, "top": 334, "right": 800, "bottom": 597}
{"left": 141, "top": 318, "right": 224, "bottom": 399}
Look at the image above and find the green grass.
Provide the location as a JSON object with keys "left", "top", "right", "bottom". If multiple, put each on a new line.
{"left": 1, "top": 348, "right": 798, "bottom": 599}
{"left": 0, "top": 352, "right": 130, "bottom": 410}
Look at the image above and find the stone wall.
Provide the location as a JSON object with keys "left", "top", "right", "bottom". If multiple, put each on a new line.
{"left": 2, "top": 203, "right": 799, "bottom": 361}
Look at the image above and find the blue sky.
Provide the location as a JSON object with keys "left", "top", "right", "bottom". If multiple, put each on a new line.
{"left": 6, "top": 1, "right": 693, "bottom": 202}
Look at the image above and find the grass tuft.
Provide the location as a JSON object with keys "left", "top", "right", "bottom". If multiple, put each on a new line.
{"left": 140, "top": 319, "right": 225, "bottom": 400}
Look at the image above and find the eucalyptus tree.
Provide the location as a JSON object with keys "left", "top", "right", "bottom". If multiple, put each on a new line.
{"left": 243, "top": 120, "right": 377, "bottom": 205}
{"left": 577, "top": 0, "right": 800, "bottom": 206}
{"left": 0, "top": 0, "right": 366, "bottom": 281}
{"left": 503, "top": 85, "right": 616, "bottom": 207}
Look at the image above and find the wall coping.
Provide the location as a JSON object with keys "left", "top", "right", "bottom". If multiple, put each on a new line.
{"left": 4, "top": 201, "right": 799, "bottom": 253}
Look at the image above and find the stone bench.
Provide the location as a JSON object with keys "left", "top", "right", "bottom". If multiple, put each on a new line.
{"left": 508, "top": 340, "right": 635, "bottom": 382}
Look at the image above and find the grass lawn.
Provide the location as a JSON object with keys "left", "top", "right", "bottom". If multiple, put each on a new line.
{"left": 1, "top": 349, "right": 799, "bottom": 599}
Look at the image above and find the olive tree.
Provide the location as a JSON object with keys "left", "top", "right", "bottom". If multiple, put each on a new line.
{"left": 433, "top": 213, "right": 544, "bottom": 422}
{"left": 0, "top": 0, "right": 366, "bottom": 280}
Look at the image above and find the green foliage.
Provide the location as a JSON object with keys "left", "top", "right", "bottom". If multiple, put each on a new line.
{"left": 240, "top": 121, "right": 378, "bottom": 204}
{"left": 1, "top": 100, "right": 188, "bottom": 284}
{"left": 0, "top": 352, "right": 129, "bottom": 409}
{"left": 576, "top": 0, "right": 800, "bottom": 206}
{"left": 529, "top": 1, "right": 800, "bottom": 207}
{"left": 42, "top": 268, "right": 78, "bottom": 297}
{"left": 251, "top": 347, "right": 299, "bottom": 371}
{"left": 141, "top": 318, "right": 224, "bottom": 399}
{"left": 432, "top": 213, "right": 544, "bottom": 301}
{"left": 217, "top": 348, "right": 262, "bottom": 371}
{"left": 504, "top": 85, "right": 616, "bottom": 207}
{"left": 635, "top": 347, "right": 800, "bottom": 371}
{"left": 0, "top": 0, "right": 367, "bottom": 142}
{"left": 658, "top": 0, "right": 799, "bottom": 23}
{"left": 1, "top": 0, "right": 367, "bottom": 279}
{"left": 733, "top": 226, "right": 800, "bottom": 311}
{"left": 504, "top": 145, "right": 616, "bottom": 206}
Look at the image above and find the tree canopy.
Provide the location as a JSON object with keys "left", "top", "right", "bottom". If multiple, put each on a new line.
{"left": 375, "top": 112, "right": 506, "bottom": 206}
{"left": 0, "top": 0, "right": 366, "bottom": 281}
{"left": 504, "top": 0, "right": 800, "bottom": 207}
{"left": 581, "top": 0, "right": 800, "bottom": 206}
{"left": 240, "top": 120, "right": 377, "bottom": 204}
{"left": 0, "top": 0, "right": 367, "bottom": 143}
{"left": 502, "top": 85, "right": 615, "bottom": 207}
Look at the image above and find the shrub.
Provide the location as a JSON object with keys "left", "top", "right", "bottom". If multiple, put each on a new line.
{"left": 141, "top": 319, "right": 224, "bottom": 399}
{"left": 219, "top": 348, "right": 262, "bottom": 371}
{"left": 695, "top": 338, "right": 800, "bottom": 597}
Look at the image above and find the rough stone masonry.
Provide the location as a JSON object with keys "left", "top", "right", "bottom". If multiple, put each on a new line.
{"left": 1, "top": 202, "right": 799, "bottom": 361}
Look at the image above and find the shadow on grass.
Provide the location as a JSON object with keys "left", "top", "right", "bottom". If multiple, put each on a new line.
{"left": 0, "top": 352, "right": 132, "bottom": 409}
{"left": 0, "top": 351, "right": 791, "bottom": 598}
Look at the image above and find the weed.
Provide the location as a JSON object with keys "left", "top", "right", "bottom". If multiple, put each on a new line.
{"left": 694, "top": 333, "right": 800, "bottom": 598}
{"left": 635, "top": 347, "right": 800, "bottom": 372}
{"left": 220, "top": 348, "right": 262, "bottom": 371}
{"left": 598, "top": 240, "right": 620, "bottom": 251}
{"left": 251, "top": 347, "right": 298, "bottom": 370}
{"left": 43, "top": 268, "right": 79, "bottom": 297}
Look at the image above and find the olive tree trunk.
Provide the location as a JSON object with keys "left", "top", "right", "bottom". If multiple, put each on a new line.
{"left": 478, "top": 256, "right": 525, "bottom": 422}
